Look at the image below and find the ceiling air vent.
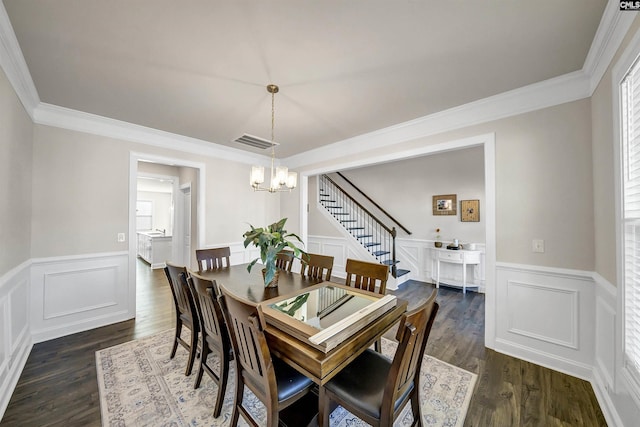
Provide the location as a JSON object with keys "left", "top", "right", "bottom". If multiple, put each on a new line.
{"left": 234, "top": 134, "right": 278, "bottom": 150}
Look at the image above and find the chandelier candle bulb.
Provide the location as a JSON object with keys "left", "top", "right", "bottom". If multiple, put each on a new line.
{"left": 251, "top": 166, "right": 265, "bottom": 186}
{"left": 286, "top": 172, "right": 298, "bottom": 189}
{"left": 276, "top": 166, "right": 289, "bottom": 185}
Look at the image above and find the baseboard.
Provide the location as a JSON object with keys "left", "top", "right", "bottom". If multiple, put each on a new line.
{"left": 591, "top": 366, "right": 624, "bottom": 427}
{"left": 0, "top": 332, "right": 32, "bottom": 420}
{"left": 494, "top": 338, "right": 593, "bottom": 381}
{"left": 31, "top": 309, "right": 132, "bottom": 344}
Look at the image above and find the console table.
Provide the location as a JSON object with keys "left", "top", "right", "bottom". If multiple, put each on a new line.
{"left": 434, "top": 247, "right": 482, "bottom": 294}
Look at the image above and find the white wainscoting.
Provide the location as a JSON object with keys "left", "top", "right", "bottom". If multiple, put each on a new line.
{"left": 495, "top": 262, "right": 595, "bottom": 380}
{"left": 590, "top": 273, "right": 622, "bottom": 427}
{"left": 29, "top": 252, "right": 131, "bottom": 343}
{"left": 0, "top": 260, "right": 32, "bottom": 420}
{"left": 309, "top": 235, "right": 486, "bottom": 291}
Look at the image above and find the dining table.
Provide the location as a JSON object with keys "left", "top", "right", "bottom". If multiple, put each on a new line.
{"left": 198, "top": 263, "right": 407, "bottom": 385}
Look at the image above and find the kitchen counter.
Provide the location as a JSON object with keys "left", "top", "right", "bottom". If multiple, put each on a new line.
{"left": 137, "top": 232, "right": 172, "bottom": 268}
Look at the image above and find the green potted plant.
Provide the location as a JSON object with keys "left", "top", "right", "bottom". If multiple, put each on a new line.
{"left": 243, "top": 218, "right": 307, "bottom": 287}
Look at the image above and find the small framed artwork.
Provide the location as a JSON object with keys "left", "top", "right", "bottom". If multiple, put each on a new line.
{"left": 461, "top": 199, "right": 480, "bottom": 222}
{"left": 432, "top": 194, "right": 457, "bottom": 216}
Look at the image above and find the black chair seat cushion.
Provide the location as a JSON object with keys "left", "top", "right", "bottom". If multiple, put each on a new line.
{"left": 273, "top": 357, "right": 314, "bottom": 402}
{"left": 324, "top": 349, "right": 414, "bottom": 419}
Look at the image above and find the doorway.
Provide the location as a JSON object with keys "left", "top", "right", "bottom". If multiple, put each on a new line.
{"left": 128, "top": 153, "right": 206, "bottom": 319}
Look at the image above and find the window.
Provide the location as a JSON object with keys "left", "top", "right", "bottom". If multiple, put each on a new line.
{"left": 621, "top": 55, "right": 640, "bottom": 388}
{"left": 136, "top": 200, "right": 153, "bottom": 231}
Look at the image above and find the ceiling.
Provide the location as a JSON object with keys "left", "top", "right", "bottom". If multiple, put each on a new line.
{"left": 3, "top": 0, "right": 607, "bottom": 158}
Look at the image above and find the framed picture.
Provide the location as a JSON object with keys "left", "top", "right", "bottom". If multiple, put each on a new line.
{"left": 461, "top": 199, "right": 480, "bottom": 222}
{"left": 432, "top": 194, "right": 457, "bottom": 215}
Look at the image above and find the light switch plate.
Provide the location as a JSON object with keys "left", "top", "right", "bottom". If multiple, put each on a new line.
{"left": 117, "top": 233, "right": 126, "bottom": 243}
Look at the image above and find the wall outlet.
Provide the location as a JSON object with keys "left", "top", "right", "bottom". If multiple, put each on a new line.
{"left": 117, "top": 233, "right": 126, "bottom": 243}
{"left": 532, "top": 239, "right": 544, "bottom": 253}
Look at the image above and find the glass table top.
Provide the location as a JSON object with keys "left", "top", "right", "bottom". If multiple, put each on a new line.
{"left": 267, "top": 284, "right": 379, "bottom": 331}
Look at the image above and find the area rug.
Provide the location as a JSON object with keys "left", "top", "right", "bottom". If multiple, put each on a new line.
{"left": 96, "top": 329, "right": 476, "bottom": 426}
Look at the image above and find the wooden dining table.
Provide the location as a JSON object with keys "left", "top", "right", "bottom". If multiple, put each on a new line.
{"left": 198, "top": 263, "right": 408, "bottom": 386}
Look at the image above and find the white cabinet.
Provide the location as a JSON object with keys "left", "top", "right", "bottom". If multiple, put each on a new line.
{"left": 432, "top": 247, "right": 482, "bottom": 294}
{"left": 137, "top": 232, "right": 172, "bottom": 269}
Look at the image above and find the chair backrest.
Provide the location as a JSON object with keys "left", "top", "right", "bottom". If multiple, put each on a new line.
{"left": 301, "top": 253, "right": 334, "bottom": 281}
{"left": 196, "top": 247, "right": 231, "bottom": 272}
{"left": 275, "top": 250, "right": 294, "bottom": 272}
{"left": 345, "top": 258, "right": 389, "bottom": 294}
{"left": 189, "top": 272, "right": 227, "bottom": 347}
{"left": 164, "top": 262, "right": 194, "bottom": 318}
{"left": 218, "top": 284, "right": 277, "bottom": 406}
{"left": 382, "top": 288, "right": 439, "bottom": 421}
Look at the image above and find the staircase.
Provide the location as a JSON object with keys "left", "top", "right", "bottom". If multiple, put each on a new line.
{"left": 319, "top": 174, "right": 410, "bottom": 280}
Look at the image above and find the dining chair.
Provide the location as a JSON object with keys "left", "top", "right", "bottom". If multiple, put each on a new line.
{"left": 300, "top": 253, "right": 334, "bottom": 281}
{"left": 217, "top": 284, "right": 314, "bottom": 427}
{"left": 188, "top": 272, "right": 232, "bottom": 418}
{"left": 196, "top": 246, "right": 231, "bottom": 272}
{"left": 164, "top": 262, "right": 200, "bottom": 376}
{"left": 345, "top": 258, "right": 389, "bottom": 294}
{"left": 275, "top": 249, "right": 294, "bottom": 272}
{"left": 345, "top": 258, "right": 390, "bottom": 352}
{"left": 319, "top": 288, "right": 439, "bottom": 427}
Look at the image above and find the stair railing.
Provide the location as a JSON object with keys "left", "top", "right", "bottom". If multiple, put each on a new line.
{"left": 320, "top": 174, "right": 399, "bottom": 277}
{"left": 336, "top": 172, "right": 412, "bottom": 235}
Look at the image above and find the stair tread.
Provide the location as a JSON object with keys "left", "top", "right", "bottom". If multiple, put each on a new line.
{"left": 364, "top": 242, "right": 381, "bottom": 247}
{"left": 320, "top": 199, "right": 336, "bottom": 202}
{"left": 395, "top": 269, "right": 410, "bottom": 278}
{"left": 333, "top": 212, "right": 350, "bottom": 215}
{"left": 381, "top": 259, "right": 399, "bottom": 266}
{"left": 341, "top": 220, "right": 357, "bottom": 223}
{"left": 372, "top": 250, "right": 390, "bottom": 256}
{"left": 347, "top": 227, "right": 365, "bottom": 230}
{"left": 355, "top": 234, "right": 373, "bottom": 238}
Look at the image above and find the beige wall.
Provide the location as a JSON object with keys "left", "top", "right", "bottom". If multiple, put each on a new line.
{"left": 30, "top": 124, "right": 279, "bottom": 258}
{"left": 0, "top": 68, "right": 33, "bottom": 276}
{"left": 297, "top": 98, "right": 595, "bottom": 271}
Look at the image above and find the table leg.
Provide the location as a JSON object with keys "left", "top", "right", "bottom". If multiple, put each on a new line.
{"left": 462, "top": 262, "right": 466, "bottom": 294}
{"left": 436, "top": 259, "right": 440, "bottom": 289}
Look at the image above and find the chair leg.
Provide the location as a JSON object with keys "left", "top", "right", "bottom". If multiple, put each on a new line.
{"left": 193, "top": 339, "right": 208, "bottom": 389}
{"left": 265, "top": 398, "right": 278, "bottom": 427}
{"left": 374, "top": 337, "right": 382, "bottom": 353}
{"left": 319, "top": 386, "right": 331, "bottom": 427}
{"left": 170, "top": 319, "right": 182, "bottom": 358}
{"left": 213, "top": 349, "right": 230, "bottom": 418}
{"left": 410, "top": 390, "right": 422, "bottom": 427}
{"left": 185, "top": 328, "right": 198, "bottom": 376}
{"left": 230, "top": 369, "right": 243, "bottom": 427}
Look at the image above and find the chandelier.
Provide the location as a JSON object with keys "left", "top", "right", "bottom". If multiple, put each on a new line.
{"left": 250, "top": 84, "right": 297, "bottom": 192}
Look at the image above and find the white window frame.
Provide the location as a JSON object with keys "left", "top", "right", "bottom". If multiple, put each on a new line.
{"left": 614, "top": 27, "right": 640, "bottom": 404}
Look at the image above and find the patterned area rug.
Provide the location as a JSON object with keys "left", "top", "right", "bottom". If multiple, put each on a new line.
{"left": 96, "top": 329, "right": 476, "bottom": 426}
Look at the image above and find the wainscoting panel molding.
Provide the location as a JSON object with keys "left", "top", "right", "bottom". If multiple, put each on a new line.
{"left": 30, "top": 252, "right": 130, "bottom": 343}
{"left": 506, "top": 280, "right": 579, "bottom": 349}
{"left": 495, "top": 263, "right": 595, "bottom": 381}
{"left": 0, "top": 260, "right": 32, "bottom": 421}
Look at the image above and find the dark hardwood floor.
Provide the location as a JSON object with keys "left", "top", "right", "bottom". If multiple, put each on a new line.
{"left": 1, "top": 261, "right": 606, "bottom": 426}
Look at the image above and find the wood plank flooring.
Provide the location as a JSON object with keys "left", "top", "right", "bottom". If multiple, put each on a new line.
{"left": 0, "top": 263, "right": 606, "bottom": 426}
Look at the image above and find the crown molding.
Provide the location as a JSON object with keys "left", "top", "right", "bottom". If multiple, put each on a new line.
{"left": 33, "top": 103, "right": 271, "bottom": 166}
{"left": 584, "top": 1, "right": 637, "bottom": 93}
{"left": 286, "top": 70, "right": 591, "bottom": 169}
{"left": 0, "top": 1, "right": 39, "bottom": 118}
